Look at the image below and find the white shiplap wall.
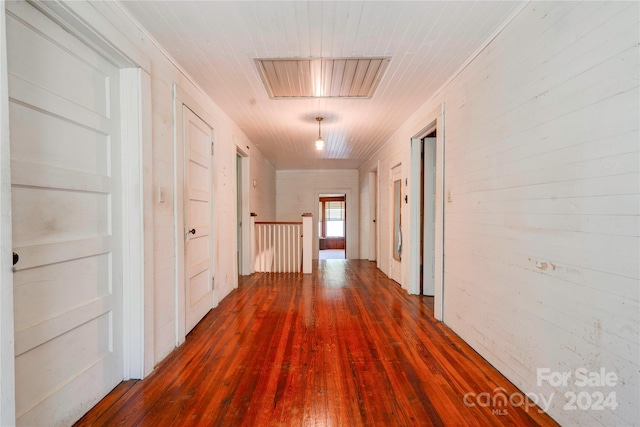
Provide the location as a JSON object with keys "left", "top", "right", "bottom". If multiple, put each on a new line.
{"left": 276, "top": 170, "right": 359, "bottom": 259}
{"left": 360, "top": 136, "right": 411, "bottom": 290}
{"left": 250, "top": 150, "right": 276, "bottom": 221}
{"left": 78, "top": 2, "right": 277, "bottom": 363}
{"left": 360, "top": 2, "right": 639, "bottom": 426}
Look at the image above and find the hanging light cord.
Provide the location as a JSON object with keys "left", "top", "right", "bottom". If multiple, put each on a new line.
{"left": 315, "top": 117, "right": 324, "bottom": 150}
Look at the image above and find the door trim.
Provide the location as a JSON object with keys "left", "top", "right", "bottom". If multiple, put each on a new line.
{"left": 120, "top": 68, "right": 154, "bottom": 379}
{"left": 25, "top": 0, "right": 151, "bottom": 72}
{"left": 409, "top": 136, "right": 422, "bottom": 292}
{"left": 408, "top": 104, "right": 446, "bottom": 321}
{"left": 0, "top": 4, "right": 16, "bottom": 423}
{"left": 375, "top": 160, "right": 380, "bottom": 267}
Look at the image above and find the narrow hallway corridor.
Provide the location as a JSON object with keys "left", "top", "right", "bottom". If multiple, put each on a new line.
{"left": 76, "top": 261, "right": 556, "bottom": 426}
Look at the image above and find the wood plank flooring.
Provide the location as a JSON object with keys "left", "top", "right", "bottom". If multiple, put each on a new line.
{"left": 75, "top": 260, "right": 558, "bottom": 426}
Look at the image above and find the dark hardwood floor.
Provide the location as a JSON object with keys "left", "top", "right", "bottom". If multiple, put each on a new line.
{"left": 75, "top": 260, "right": 557, "bottom": 426}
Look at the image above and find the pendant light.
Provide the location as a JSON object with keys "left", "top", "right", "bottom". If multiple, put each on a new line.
{"left": 315, "top": 117, "right": 324, "bottom": 150}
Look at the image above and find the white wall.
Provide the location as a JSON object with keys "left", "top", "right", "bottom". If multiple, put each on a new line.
{"left": 276, "top": 170, "right": 359, "bottom": 259}
{"left": 95, "top": 2, "right": 275, "bottom": 363}
{"left": 360, "top": 143, "right": 410, "bottom": 287}
{"left": 61, "top": 2, "right": 277, "bottom": 364}
{"left": 360, "top": 2, "right": 639, "bottom": 426}
{"left": 250, "top": 148, "right": 276, "bottom": 221}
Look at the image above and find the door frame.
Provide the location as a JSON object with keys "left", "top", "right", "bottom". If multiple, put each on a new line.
{"left": 313, "top": 188, "right": 353, "bottom": 259}
{"left": 1, "top": 1, "right": 154, "bottom": 421}
{"left": 318, "top": 193, "right": 347, "bottom": 255}
{"left": 0, "top": 4, "right": 15, "bottom": 424}
{"left": 173, "top": 84, "right": 216, "bottom": 346}
{"left": 389, "top": 163, "right": 403, "bottom": 284}
{"left": 236, "top": 146, "right": 250, "bottom": 276}
{"left": 120, "top": 67, "right": 154, "bottom": 379}
{"left": 375, "top": 161, "right": 380, "bottom": 267}
{"left": 368, "top": 169, "right": 377, "bottom": 263}
{"left": 408, "top": 104, "right": 446, "bottom": 321}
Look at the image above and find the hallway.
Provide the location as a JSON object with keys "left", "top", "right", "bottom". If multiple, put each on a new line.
{"left": 76, "top": 261, "right": 556, "bottom": 426}
{"left": 318, "top": 249, "right": 345, "bottom": 260}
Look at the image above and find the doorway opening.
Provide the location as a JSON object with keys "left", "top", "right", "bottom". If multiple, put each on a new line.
{"left": 368, "top": 169, "right": 378, "bottom": 264}
{"left": 390, "top": 164, "right": 403, "bottom": 284}
{"left": 408, "top": 104, "right": 445, "bottom": 321}
{"left": 407, "top": 104, "right": 445, "bottom": 321}
{"left": 318, "top": 194, "right": 346, "bottom": 260}
{"left": 420, "top": 130, "right": 437, "bottom": 298}
{"left": 236, "top": 153, "right": 243, "bottom": 272}
{"left": 235, "top": 148, "right": 250, "bottom": 277}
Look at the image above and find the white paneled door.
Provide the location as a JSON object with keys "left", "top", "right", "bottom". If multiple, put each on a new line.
{"left": 7, "top": 2, "right": 123, "bottom": 425}
{"left": 183, "top": 106, "right": 213, "bottom": 334}
{"left": 423, "top": 137, "right": 436, "bottom": 296}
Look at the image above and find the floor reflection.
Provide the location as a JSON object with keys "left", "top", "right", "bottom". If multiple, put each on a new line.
{"left": 317, "top": 259, "right": 349, "bottom": 288}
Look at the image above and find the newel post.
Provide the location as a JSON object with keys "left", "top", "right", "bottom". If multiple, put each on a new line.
{"left": 249, "top": 213, "right": 257, "bottom": 274}
{"left": 302, "top": 213, "right": 313, "bottom": 274}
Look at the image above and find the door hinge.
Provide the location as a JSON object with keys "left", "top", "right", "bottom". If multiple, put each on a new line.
{"left": 211, "top": 277, "right": 215, "bottom": 290}
{"left": 211, "top": 141, "right": 215, "bottom": 156}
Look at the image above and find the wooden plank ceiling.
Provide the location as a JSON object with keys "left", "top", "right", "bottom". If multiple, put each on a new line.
{"left": 122, "top": 1, "right": 523, "bottom": 170}
{"left": 256, "top": 58, "right": 390, "bottom": 98}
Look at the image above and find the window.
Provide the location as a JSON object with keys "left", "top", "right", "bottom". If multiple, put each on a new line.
{"left": 325, "top": 201, "right": 344, "bottom": 237}
{"left": 318, "top": 197, "right": 345, "bottom": 238}
{"left": 318, "top": 201, "right": 323, "bottom": 236}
